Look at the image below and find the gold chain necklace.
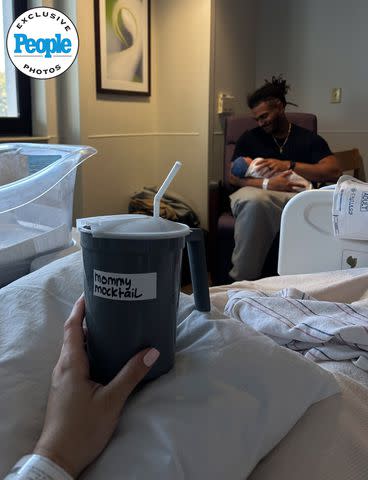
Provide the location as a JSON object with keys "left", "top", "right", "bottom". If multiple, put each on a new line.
{"left": 272, "top": 123, "right": 291, "bottom": 154}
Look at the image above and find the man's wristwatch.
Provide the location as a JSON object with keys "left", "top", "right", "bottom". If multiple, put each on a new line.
{"left": 289, "top": 160, "right": 296, "bottom": 170}
{"left": 262, "top": 178, "right": 269, "bottom": 190}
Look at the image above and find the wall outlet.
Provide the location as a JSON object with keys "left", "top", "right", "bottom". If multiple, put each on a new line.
{"left": 331, "top": 87, "right": 342, "bottom": 103}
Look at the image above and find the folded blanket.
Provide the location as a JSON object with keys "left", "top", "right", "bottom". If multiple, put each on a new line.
{"left": 225, "top": 287, "right": 368, "bottom": 371}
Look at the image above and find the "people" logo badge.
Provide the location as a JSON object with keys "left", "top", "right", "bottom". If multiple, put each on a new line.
{"left": 6, "top": 7, "right": 79, "bottom": 79}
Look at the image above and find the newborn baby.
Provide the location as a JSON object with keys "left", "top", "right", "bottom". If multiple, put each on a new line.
{"left": 231, "top": 156, "right": 312, "bottom": 192}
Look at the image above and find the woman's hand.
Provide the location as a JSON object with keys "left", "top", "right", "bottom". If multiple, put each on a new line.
{"left": 34, "top": 295, "right": 159, "bottom": 478}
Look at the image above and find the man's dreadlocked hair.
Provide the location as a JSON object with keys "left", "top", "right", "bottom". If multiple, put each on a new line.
{"left": 247, "top": 75, "right": 298, "bottom": 109}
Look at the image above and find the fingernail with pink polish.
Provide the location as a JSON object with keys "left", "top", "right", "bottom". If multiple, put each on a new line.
{"left": 143, "top": 348, "right": 160, "bottom": 367}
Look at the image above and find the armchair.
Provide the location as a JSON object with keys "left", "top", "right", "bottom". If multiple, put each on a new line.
{"left": 208, "top": 112, "right": 318, "bottom": 286}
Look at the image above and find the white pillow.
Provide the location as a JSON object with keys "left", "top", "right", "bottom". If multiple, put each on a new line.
{"left": 0, "top": 253, "right": 339, "bottom": 479}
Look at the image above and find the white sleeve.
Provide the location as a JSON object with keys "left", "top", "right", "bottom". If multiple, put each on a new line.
{"left": 3, "top": 455, "right": 73, "bottom": 480}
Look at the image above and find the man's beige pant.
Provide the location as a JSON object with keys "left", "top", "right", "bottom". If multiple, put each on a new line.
{"left": 229, "top": 186, "right": 295, "bottom": 281}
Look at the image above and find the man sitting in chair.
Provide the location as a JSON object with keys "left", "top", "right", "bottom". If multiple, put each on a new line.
{"left": 228, "top": 75, "right": 341, "bottom": 281}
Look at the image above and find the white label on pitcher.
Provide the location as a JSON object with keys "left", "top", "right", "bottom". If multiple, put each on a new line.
{"left": 93, "top": 269, "right": 157, "bottom": 301}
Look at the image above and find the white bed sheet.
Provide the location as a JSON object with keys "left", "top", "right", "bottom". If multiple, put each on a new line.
{"left": 210, "top": 269, "right": 368, "bottom": 478}
{"left": 2, "top": 257, "right": 368, "bottom": 478}
{"left": 210, "top": 267, "right": 368, "bottom": 308}
{"left": 249, "top": 373, "right": 368, "bottom": 480}
{"left": 0, "top": 252, "right": 339, "bottom": 480}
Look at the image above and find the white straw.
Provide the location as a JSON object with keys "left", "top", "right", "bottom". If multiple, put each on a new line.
{"left": 153, "top": 161, "right": 182, "bottom": 218}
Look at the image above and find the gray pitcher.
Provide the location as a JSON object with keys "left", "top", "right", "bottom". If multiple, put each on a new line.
{"left": 78, "top": 214, "right": 210, "bottom": 384}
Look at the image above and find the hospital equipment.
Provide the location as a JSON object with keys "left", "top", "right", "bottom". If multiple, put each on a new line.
{"left": 278, "top": 188, "right": 368, "bottom": 275}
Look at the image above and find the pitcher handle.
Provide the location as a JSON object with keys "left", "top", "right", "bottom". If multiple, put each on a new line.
{"left": 186, "top": 228, "right": 211, "bottom": 312}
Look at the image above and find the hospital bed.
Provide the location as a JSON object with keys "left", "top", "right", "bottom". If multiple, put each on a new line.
{"left": 278, "top": 187, "right": 368, "bottom": 275}
{"left": 2, "top": 191, "right": 368, "bottom": 479}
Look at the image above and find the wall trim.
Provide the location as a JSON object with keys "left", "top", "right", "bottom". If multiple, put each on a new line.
{"left": 212, "top": 130, "right": 368, "bottom": 136}
{"left": 0, "top": 135, "right": 54, "bottom": 142}
{"left": 87, "top": 130, "right": 368, "bottom": 141}
{"left": 88, "top": 132, "right": 200, "bottom": 139}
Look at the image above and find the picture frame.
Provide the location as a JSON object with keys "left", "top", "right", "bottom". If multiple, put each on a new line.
{"left": 94, "top": 0, "right": 151, "bottom": 96}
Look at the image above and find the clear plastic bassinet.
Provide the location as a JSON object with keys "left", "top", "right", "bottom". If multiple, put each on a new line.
{"left": 0, "top": 143, "right": 97, "bottom": 287}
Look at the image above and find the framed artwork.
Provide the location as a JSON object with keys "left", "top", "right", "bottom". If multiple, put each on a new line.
{"left": 94, "top": 0, "right": 151, "bottom": 95}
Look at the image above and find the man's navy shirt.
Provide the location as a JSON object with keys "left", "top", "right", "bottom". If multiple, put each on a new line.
{"left": 232, "top": 124, "right": 332, "bottom": 164}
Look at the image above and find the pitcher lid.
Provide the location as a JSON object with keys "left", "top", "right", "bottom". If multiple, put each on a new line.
{"left": 77, "top": 214, "right": 191, "bottom": 239}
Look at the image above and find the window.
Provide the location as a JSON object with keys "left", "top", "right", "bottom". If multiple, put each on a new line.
{"left": 0, "top": 0, "right": 31, "bottom": 136}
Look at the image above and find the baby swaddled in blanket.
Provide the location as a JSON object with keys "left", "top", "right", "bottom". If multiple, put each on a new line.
{"left": 231, "top": 156, "right": 312, "bottom": 192}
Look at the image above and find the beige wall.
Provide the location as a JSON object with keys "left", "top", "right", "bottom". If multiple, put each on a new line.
{"left": 31, "top": 0, "right": 368, "bottom": 230}
{"left": 256, "top": 0, "right": 368, "bottom": 178}
{"left": 154, "top": 0, "right": 211, "bottom": 223}
{"left": 75, "top": 1, "right": 157, "bottom": 220}
{"left": 69, "top": 0, "right": 212, "bottom": 227}
{"left": 209, "top": 0, "right": 257, "bottom": 182}
{"left": 34, "top": 0, "right": 255, "bottom": 226}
